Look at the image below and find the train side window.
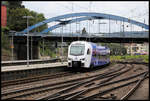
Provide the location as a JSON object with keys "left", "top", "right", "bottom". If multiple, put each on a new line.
{"left": 87, "top": 49, "right": 90, "bottom": 55}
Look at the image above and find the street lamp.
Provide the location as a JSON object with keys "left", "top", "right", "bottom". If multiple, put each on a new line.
{"left": 9, "top": 30, "right": 16, "bottom": 61}
{"left": 23, "top": 16, "right": 33, "bottom": 67}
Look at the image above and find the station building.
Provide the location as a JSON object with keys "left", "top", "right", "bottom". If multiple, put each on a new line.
{"left": 124, "top": 43, "right": 149, "bottom": 55}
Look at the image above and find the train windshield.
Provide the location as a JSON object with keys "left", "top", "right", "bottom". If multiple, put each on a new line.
{"left": 70, "top": 45, "right": 85, "bottom": 56}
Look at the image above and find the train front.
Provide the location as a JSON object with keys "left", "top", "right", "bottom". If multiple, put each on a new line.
{"left": 67, "top": 41, "right": 88, "bottom": 68}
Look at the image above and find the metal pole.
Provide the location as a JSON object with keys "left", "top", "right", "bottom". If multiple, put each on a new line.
{"left": 109, "top": 16, "right": 110, "bottom": 34}
{"left": 99, "top": 20, "right": 100, "bottom": 33}
{"left": 61, "top": 25, "right": 63, "bottom": 63}
{"left": 76, "top": 17, "right": 77, "bottom": 33}
{"left": 120, "top": 21, "right": 122, "bottom": 55}
{"left": 130, "top": 23, "right": 132, "bottom": 32}
{"left": 55, "top": 19, "right": 58, "bottom": 58}
{"left": 123, "top": 19, "right": 124, "bottom": 35}
{"left": 56, "top": 42, "right": 57, "bottom": 58}
{"left": 78, "top": 22, "right": 81, "bottom": 40}
{"left": 70, "top": 22, "right": 72, "bottom": 36}
{"left": 27, "top": 17, "right": 29, "bottom": 66}
{"left": 130, "top": 20, "right": 133, "bottom": 56}
{"left": 72, "top": 2, "right": 73, "bottom": 37}
{"left": 122, "top": 19, "right": 125, "bottom": 55}
{"left": 120, "top": 20, "right": 122, "bottom": 32}
{"left": 86, "top": 19, "right": 88, "bottom": 41}
{"left": 43, "top": 38, "right": 44, "bottom": 57}
{"left": 89, "top": 20, "right": 90, "bottom": 41}
{"left": 30, "top": 38, "right": 33, "bottom": 62}
{"left": 11, "top": 33, "right": 14, "bottom": 61}
{"left": 89, "top": 2, "right": 92, "bottom": 42}
{"left": 23, "top": 16, "right": 33, "bottom": 66}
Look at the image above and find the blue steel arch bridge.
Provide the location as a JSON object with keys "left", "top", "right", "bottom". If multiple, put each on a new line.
{"left": 11, "top": 12, "right": 149, "bottom": 43}
{"left": 9, "top": 12, "right": 149, "bottom": 60}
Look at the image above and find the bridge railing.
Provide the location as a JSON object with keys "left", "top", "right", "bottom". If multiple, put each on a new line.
{"left": 10, "top": 31, "right": 148, "bottom": 38}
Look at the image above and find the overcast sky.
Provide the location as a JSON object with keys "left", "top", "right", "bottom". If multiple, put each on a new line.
{"left": 22, "top": 1, "right": 149, "bottom": 33}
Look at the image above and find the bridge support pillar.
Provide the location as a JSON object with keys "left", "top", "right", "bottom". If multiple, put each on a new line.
{"left": 14, "top": 40, "right": 40, "bottom": 60}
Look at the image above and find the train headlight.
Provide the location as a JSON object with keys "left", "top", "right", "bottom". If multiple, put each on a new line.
{"left": 80, "top": 58, "right": 85, "bottom": 61}
{"left": 68, "top": 58, "right": 72, "bottom": 61}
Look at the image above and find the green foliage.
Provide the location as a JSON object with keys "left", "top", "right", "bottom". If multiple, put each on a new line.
{"left": 1, "top": 26, "right": 9, "bottom": 34}
{"left": 7, "top": 1, "right": 25, "bottom": 9}
{"left": 2, "top": 1, "right": 9, "bottom": 6}
{"left": 6, "top": 1, "right": 48, "bottom": 32}
{"left": 101, "top": 43, "right": 127, "bottom": 55}
{"left": 110, "top": 55, "right": 149, "bottom": 63}
{"left": 7, "top": 8, "right": 48, "bottom": 32}
{"left": 39, "top": 41, "right": 56, "bottom": 58}
{"left": 2, "top": 1, "right": 49, "bottom": 60}
{"left": 1, "top": 27, "right": 11, "bottom": 50}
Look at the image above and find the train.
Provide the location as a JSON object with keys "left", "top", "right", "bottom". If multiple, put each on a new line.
{"left": 67, "top": 41, "right": 110, "bottom": 68}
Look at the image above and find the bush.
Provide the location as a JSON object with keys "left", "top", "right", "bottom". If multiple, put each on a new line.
{"left": 110, "top": 55, "right": 149, "bottom": 63}
{"left": 1, "top": 27, "right": 11, "bottom": 50}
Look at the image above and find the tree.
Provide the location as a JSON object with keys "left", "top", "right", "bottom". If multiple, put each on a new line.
{"left": 7, "top": 1, "right": 25, "bottom": 9}
{"left": 1, "top": 27, "right": 10, "bottom": 50}
{"left": 2, "top": 1, "right": 9, "bottom": 6}
{"left": 7, "top": 7, "right": 48, "bottom": 32}
{"left": 6, "top": 1, "right": 48, "bottom": 32}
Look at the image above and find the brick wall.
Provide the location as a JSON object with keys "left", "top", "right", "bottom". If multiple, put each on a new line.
{"left": 1, "top": 5, "right": 7, "bottom": 27}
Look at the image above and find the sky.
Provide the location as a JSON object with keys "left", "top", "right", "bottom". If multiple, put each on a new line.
{"left": 22, "top": 1, "right": 149, "bottom": 33}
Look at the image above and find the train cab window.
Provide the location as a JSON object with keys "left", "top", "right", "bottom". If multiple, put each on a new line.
{"left": 87, "top": 49, "right": 90, "bottom": 55}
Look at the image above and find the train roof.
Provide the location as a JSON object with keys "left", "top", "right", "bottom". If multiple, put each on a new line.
{"left": 70, "top": 41, "right": 109, "bottom": 50}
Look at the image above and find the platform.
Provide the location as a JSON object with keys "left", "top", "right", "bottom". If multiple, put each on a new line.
{"left": 1, "top": 62, "right": 67, "bottom": 72}
{"left": 1, "top": 58, "right": 60, "bottom": 66}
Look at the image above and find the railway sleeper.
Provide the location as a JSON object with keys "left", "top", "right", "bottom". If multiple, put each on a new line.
{"left": 79, "top": 72, "right": 148, "bottom": 100}
{"left": 97, "top": 94, "right": 117, "bottom": 100}
{"left": 2, "top": 64, "right": 127, "bottom": 100}
{"left": 83, "top": 66, "right": 132, "bottom": 88}
{"left": 120, "top": 72, "right": 149, "bottom": 100}
{"left": 2, "top": 64, "right": 124, "bottom": 92}
{"left": 62, "top": 71, "right": 148, "bottom": 100}
{"left": 2, "top": 72, "right": 72, "bottom": 87}
{"left": 2, "top": 81, "right": 80, "bottom": 100}
{"left": 37, "top": 64, "right": 128, "bottom": 100}
{"left": 48, "top": 90, "right": 85, "bottom": 100}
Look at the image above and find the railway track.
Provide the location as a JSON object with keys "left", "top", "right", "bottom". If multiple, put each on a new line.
{"left": 120, "top": 71, "right": 149, "bottom": 100}
{"left": 2, "top": 72, "right": 73, "bottom": 87}
{"left": 1, "top": 64, "right": 124, "bottom": 100}
{"left": 1, "top": 63, "right": 148, "bottom": 100}
{"left": 1, "top": 63, "right": 112, "bottom": 88}
{"left": 38, "top": 64, "right": 148, "bottom": 100}
{"left": 79, "top": 72, "right": 148, "bottom": 100}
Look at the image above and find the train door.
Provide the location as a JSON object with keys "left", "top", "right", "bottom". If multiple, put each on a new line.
{"left": 85, "top": 47, "right": 91, "bottom": 68}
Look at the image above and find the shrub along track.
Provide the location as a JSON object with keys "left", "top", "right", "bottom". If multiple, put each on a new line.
{"left": 1, "top": 62, "right": 148, "bottom": 100}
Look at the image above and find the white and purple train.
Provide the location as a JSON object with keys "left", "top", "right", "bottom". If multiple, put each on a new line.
{"left": 67, "top": 41, "right": 110, "bottom": 68}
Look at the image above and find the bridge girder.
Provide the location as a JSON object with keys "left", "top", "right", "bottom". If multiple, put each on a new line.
{"left": 41, "top": 16, "right": 94, "bottom": 34}
{"left": 12, "top": 36, "right": 148, "bottom": 43}
{"left": 20, "top": 12, "right": 149, "bottom": 34}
